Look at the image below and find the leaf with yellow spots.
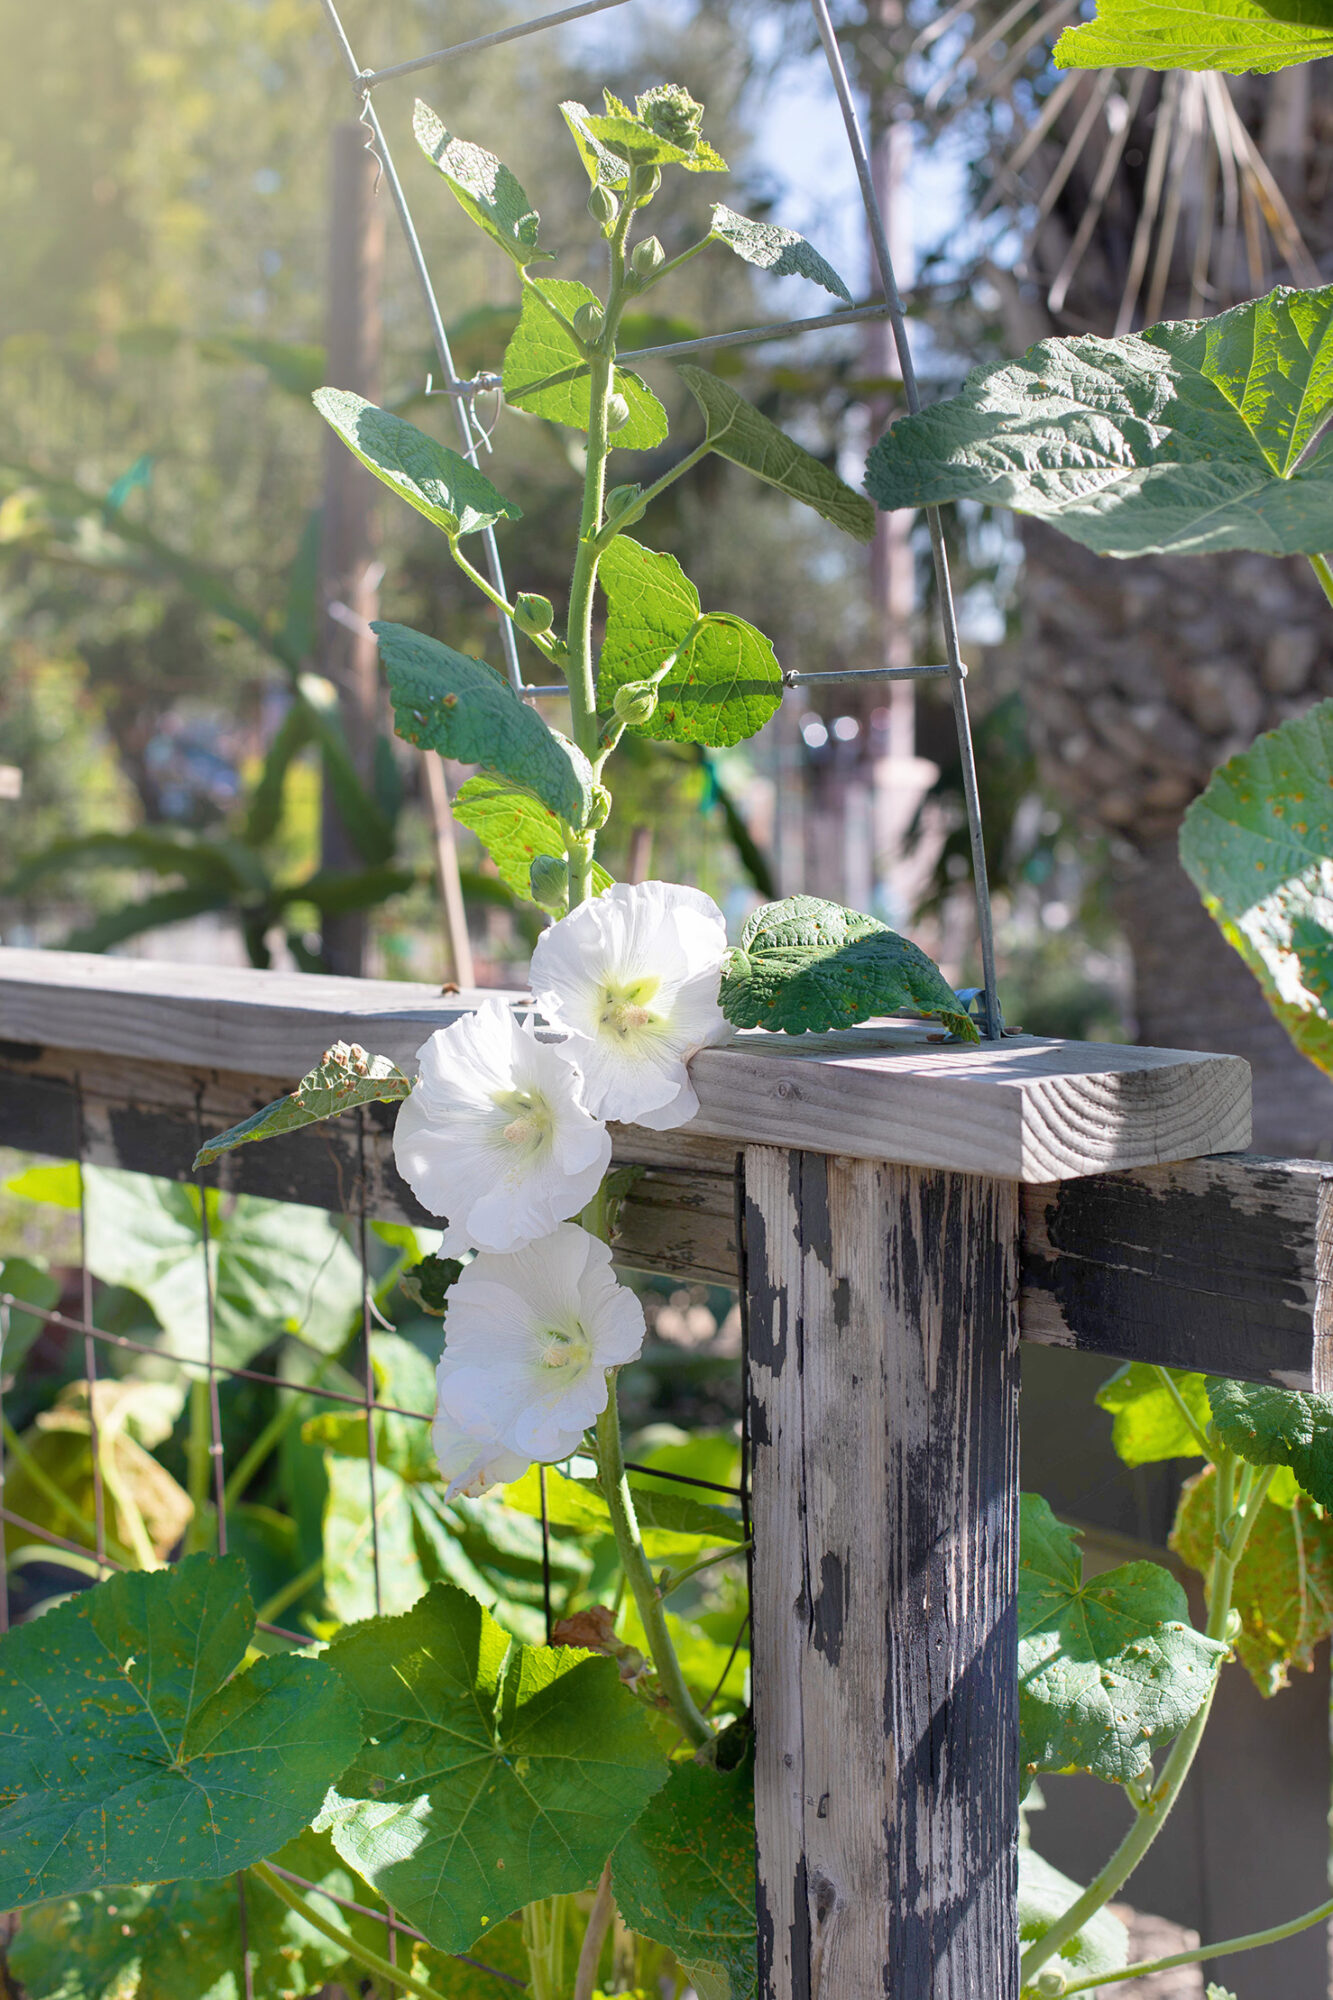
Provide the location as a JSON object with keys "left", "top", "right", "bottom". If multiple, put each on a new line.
{"left": 0, "top": 1555, "right": 363, "bottom": 1909}
{"left": 1018, "top": 1494, "right": 1226, "bottom": 1783}
{"left": 1181, "top": 700, "right": 1333, "bottom": 1077}
{"left": 316, "top": 1581, "right": 668, "bottom": 1953}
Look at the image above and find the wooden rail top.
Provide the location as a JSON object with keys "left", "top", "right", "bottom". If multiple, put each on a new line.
{"left": 0, "top": 946, "right": 1250, "bottom": 1182}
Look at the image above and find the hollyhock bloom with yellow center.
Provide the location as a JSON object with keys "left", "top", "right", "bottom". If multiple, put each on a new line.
{"left": 436, "top": 1224, "right": 645, "bottom": 1462}
{"left": 392, "top": 998, "right": 610, "bottom": 1252}
{"left": 528, "top": 880, "right": 729, "bottom": 1130}
{"left": 431, "top": 1399, "right": 530, "bottom": 1503}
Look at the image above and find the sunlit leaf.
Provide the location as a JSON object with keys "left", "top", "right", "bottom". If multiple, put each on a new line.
{"left": 452, "top": 775, "right": 613, "bottom": 905}
{"left": 414, "top": 101, "right": 554, "bottom": 267}
{"left": 194, "top": 1042, "right": 411, "bottom": 1170}
{"left": 502, "top": 281, "right": 667, "bottom": 450}
{"left": 708, "top": 205, "right": 851, "bottom": 303}
{"left": 1018, "top": 1847, "right": 1129, "bottom": 1983}
{"left": 678, "top": 365, "right": 875, "bottom": 542}
{"left": 614, "top": 1751, "right": 757, "bottom": 2000}
{"left": 1096, "top": 1364, "right": 1211, "bottom": 1465}
{"left": 1055, "top": 0, "right": 1333, "bottom": 73}
{"left": 313, "top": 389, "right": 521, "bottom": 539}
{"left": 1206, "top": 1375, "right": 1333, "bottom": 1504}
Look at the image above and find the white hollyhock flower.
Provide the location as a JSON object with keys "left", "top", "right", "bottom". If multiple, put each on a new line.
{"left": 529, "top": 880, "right": 728, "bottom": 1130}
{"left": 393, "top": 998, "right": 611, "bottom": 1251}
{"left": 432, "top": 1397, "right": 529, "bottom": 1502}
{"left": 437, "top": 1224, "right": 645, "bottom": 1461}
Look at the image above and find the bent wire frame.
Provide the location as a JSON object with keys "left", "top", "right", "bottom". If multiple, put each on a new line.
{"left": 317, "top": 0, "right": 1003, "bottom": 1041}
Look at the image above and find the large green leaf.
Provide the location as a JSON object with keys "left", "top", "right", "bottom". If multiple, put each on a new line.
{"left": 1172, "top": 1465, "right": 1333, "bottom": 1695}
{"left": 504, "top": 1461, "right": 746, "bottom": 1560}
{"left": 319, "top": 1582, "right": 668, "bottom": 1950}
{"left": 613, "top": 1753, "right": 757, "bottom": 2000}
{"left": 194, "top": 1041, "right": 411, "bottom": 1170}
{"left": 0, "top": 1555, "right": 362, "bottom": 1908}
{"left": 708, "top": 205, "right": 851, "bottom": 304}
{"left": 379, "top": 621, "right": 593, "bottom": 826}
{"left": 719, "top": 895, "right": 977, "bottom": 1039}
{"left": 413, "top": 101, "right": 553, "bottom": 267}
{"left": 677, "top": 366, "right": 875, "bottom": 543}
{"left": 1055, "top": 0, "right": 1333, "bottom": 73}
{"left": 452, "top": 775, "right": 614, "bottom": 905}
{"left": 1096, "top": 1364, "right": 1211, "bottom": 1466}
{"left": 502, "top": 281, "right": 667, "bottom": 450}
{"left": 597, "top": 537, "right": 783, "bottom": 748}
{"left": 1206, "top": 1376, "right": 1333, "bottom": 1504}
{"left": 313, "top": 389, "right": 521, "bottom": 539}
{"left": 73, "top": 1167, "right": 362, "bottom": 1369}
{"left": 1018, "top": 1847, "right": 1129, "bottom": 1986}
{"left": 1018, "top": 1494, "right": 1225, "bottom": 1783}
{"left": 867, "top": 285, "right": 1333, "bottom": 558}
{"left": 1180, "top": 701, "right": 1333, "bottom": 1077}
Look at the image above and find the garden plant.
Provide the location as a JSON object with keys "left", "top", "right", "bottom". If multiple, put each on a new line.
{"left": 10, "top": 17, "right": 1333, "bottom": 2000}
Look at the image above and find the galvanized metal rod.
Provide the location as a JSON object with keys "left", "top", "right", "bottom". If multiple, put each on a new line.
{"left": 619, "top": 302, "right": 892, "bottom": 365}
{"left": 361, "top": 0, "right": 632, "bottom": 87}
{"left": 317, "top": 0, "right": 525, "bottom": 695}
{"left": 809, "top": 0, "right": 1002, "bottom": 1039}
{"left": 784, "top": 662, "right": 956, "bottom": 687}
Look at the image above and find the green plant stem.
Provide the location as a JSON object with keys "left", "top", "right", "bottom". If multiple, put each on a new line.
{"left": 1019, "top": 1448, "right": 1269, "bottom": 1985}
{"left": 450, "top": 542, "right": 563, "bottom": 664}
{"left": 521, "top": 1896, "right": 568, "bottom": 2000}
{"left": 97, "top": 1444, "right": 160, "bottom": 1571}
{"left": 254, "top": 1555, "right": 324, "bottom": 1629}
{"left": 595, "top": 1386, "right": 712, "bottom": 1748}
{"left": 1061, "top": 1891, "right": 1333, "bottom": 1993}
{"left": 185, "top": 1376, "right": 214, "bottom": 1554}
{"left": 0, "top": 1416, "right": 121, "bottom": 1556}
{"left": 1309, "top": 553, "right": 1333, "bottom": 609}
{"left": 594, "top": 443, "right": 710, "bottom": 545}
{"left": 657, "top": 1541, "right": 751, "bottom": 1598}
{"left": 1152, "top": 1366, "right": 1215, "bottom": 1462}
{"left": 250, "top": 1860, "right": 440, "bottom": 2000}
{"left": 573, "top": 1860, "right": 616, "bottom": 2000}
{"left": 632, "top": 232, "right": 713, "bottom": 288}
{"left": 223, "top": 1351, "right": 343, "bottom": 1508}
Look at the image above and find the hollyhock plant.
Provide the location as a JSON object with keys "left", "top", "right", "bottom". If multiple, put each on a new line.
{"left": 393, "top": 997, "right": 611, "bottom": 1251}
{"left": 528, "top": 880, "right": 730, "bottom": 1130}
{"left": 431, "top": 1399, "right": 530, "bottom": 1503}
{"left": 436, "top": 1224, "right": 646, "bottom": 1462}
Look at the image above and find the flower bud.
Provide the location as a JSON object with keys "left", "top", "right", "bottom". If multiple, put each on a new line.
{"left": 613, "top": 679, "right": 659, "bottom": 727}
{"left": 604, "top": 483, "right": 641, "bottom": 523}
{"left": 632, "top": 166, "right": 662, "bottom": 208}
{"left": 631, "top": 235, "right": 665, "bottom": 278}
{"left": 587, "top": 784, "right": 613, "bottom": 830}
{"left": 1033, "top": 1974, "right": 1067, "bottom": 1998}
{"left": 606, "top": 392, "right": 631, "bottom": 432}
{"left": 513, "top": 592, "right": 555, "bottom": 637}
{"left": 587, "top": 183, "right": 617, "bottom": 228}
{"left": 572, "top": 301, "right": 604, "bottom": 341}
{"left": 529, "top": 853, "right": 569, "bottom": 910}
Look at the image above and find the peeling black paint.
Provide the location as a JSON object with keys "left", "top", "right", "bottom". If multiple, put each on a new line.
{"left": 798, "top": 1151, "right": 833, "bottom": 1273}
{"left": 790, "top": 1854, "right": 812, "bottom": 2000}
{"left": 756, "top": 1872, "right": 776, "bottom": 1994}
{"left": 832, "top": 1276, "right": 850, "bottom": 1331}
{"left": 811, "top": 1550, "right": 847, "bottom": 1665}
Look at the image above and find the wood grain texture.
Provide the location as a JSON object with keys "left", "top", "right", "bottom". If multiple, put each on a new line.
{"left": 745, "top": 1146, "right": 1020, "bottom": 2000}
{"left": 0, "top": 949, "right": 1250, "bottom": 1179}
{"left": 1022, "top": 1155, "right": 1333, "bottom": 1391}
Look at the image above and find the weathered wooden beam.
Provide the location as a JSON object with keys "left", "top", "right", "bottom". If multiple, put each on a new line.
{"left": 1, "top": 1039, "right": 1328, "bottom": 1385}
{"left": 746, "top": 1147, "right": 1020, "bottom": 1998}
{"left": 1022, "top": 1155, "right": 1333, "bottom": 1392}
{"left": 0, "top": 948, "right": 1250, "bottom": 1180}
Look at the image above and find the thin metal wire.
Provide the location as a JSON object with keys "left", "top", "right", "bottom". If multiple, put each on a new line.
{"left": 356, "top": 1117, "right": 385, "bottom": 1620}
{"left": 319, "top": 0, "right": 526, "bottom": 697}
{"left": 195, "top": 1109, "right": 229, "bottom": 1557}
{"left": 360, "top": 0, "right": 632, "bottom": 88}
{"left": 75, "top": 1098, "right": 108, "bottom": 1575}
{"left": 539, "top": 1463, "right": 554, "bottom": 1641}
{"left": 618, "top": 301, "right": 891, "bottom": 365}
{"left": 808, "top": 0, "right": 1002, "bottom": 1040}
{"left": 264, "top": 1863, "right": 528, "bottom": 1987}
{"left": 623, "top": 1460, "right": 743, "bottom": 1499}
{"left": 784, "top": 662, "right": 955, "bottom": 687}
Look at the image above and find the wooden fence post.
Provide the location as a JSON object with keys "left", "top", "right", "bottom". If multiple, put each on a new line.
{"left": 746, "top": 1148, "right": 1021, "bottom": 1999}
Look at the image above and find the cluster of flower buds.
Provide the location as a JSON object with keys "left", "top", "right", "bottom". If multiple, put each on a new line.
{"left": 393, "top": 881, "right": 730, "bottom": 1500}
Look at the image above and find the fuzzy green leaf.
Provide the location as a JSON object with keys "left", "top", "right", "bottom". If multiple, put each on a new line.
{"left": 193, "top": 1041, "right": 411, "bottom": 1170}
{"left": 561, "top": 99, "right": 634, "bottom": 189}
{"left": 709, "top": 205, "right": 851, "bottom": 304}
{"left": 413, "top": 101, "right": 553, "bottom": 267}
{"left": 452, "top": 775, "right": 613, "bottom": 904}
{"left": 502, "top": 282, "right": 667, "bottom": 450}
{"left": 1096, "top": 1364, "right": 1212, "bottom": 1466}
{"left": 1018, "top": 1495, "right": 1225, "bottom": 1782}
{"left": 313, "top": 389, "right": 520, "bottom": 540}
{"left": 1018, "top": 1848, "right": 1130, "bottom": 1983}
{"left": 379, "top": 621, "right": 593, "bottom": 825}
{"left": 1172, "top": 1465, "right": 1333, "bottom": 1695}
{"left": 318, "top": 1582, "right": 668, "bottom": 1952}
{"left": 613, "top": 1753, "right": 757, "bottom": 2000}
{"left": 1055, "top": 0, "right": 1333, "bottom": 74}
{"left": 583, "top": 86, "right": 728, "bottom": 174}
{"left": 1180, "top": 700, "right": 1333, "bottom": 1078}
{"left": 867, "top": 284, "right": 1333, "bottom": 558}
{"left": 1207, "top": 1376, "right": 1333, "bottom": 1503}
{"left": 678, "top": 365, "right": 875, "bottom": 542}
{"left": 0, "top": 1555, "right": 362, "bottom": 1909}
{"left": 719, "top": 895, "right": 977, "bottom": 1039}
{"left": 597, "top": 537, "right": 783, "bottom": 747}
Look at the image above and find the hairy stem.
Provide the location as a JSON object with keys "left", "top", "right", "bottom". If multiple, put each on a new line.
{"left": 251, "top": 1860, "right": 443, "bottom": 2000}
{"left": 1020, "top": 1448, "right": 1268, "bottom": 1984}
{"left": 1062, "top": 1891, "right": 1333, "bottom": 1993}
{"left": 1309, "top": 552, "right": 1333, "bottom": 610}
{"left": 595, "top": 1385, "right": 712, "bottom": 1748}
{"left": 573, "top": 1860, "right": 616, "bottom": 2000}
{"left": 521, "top": 1896, "right": 568, "bottom": 2000}
{"left": 185, "top": 1377, "right": 214, "bottom": 1555}
{"left": 594, "top": 443, "right": 710, "bottom": 545}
